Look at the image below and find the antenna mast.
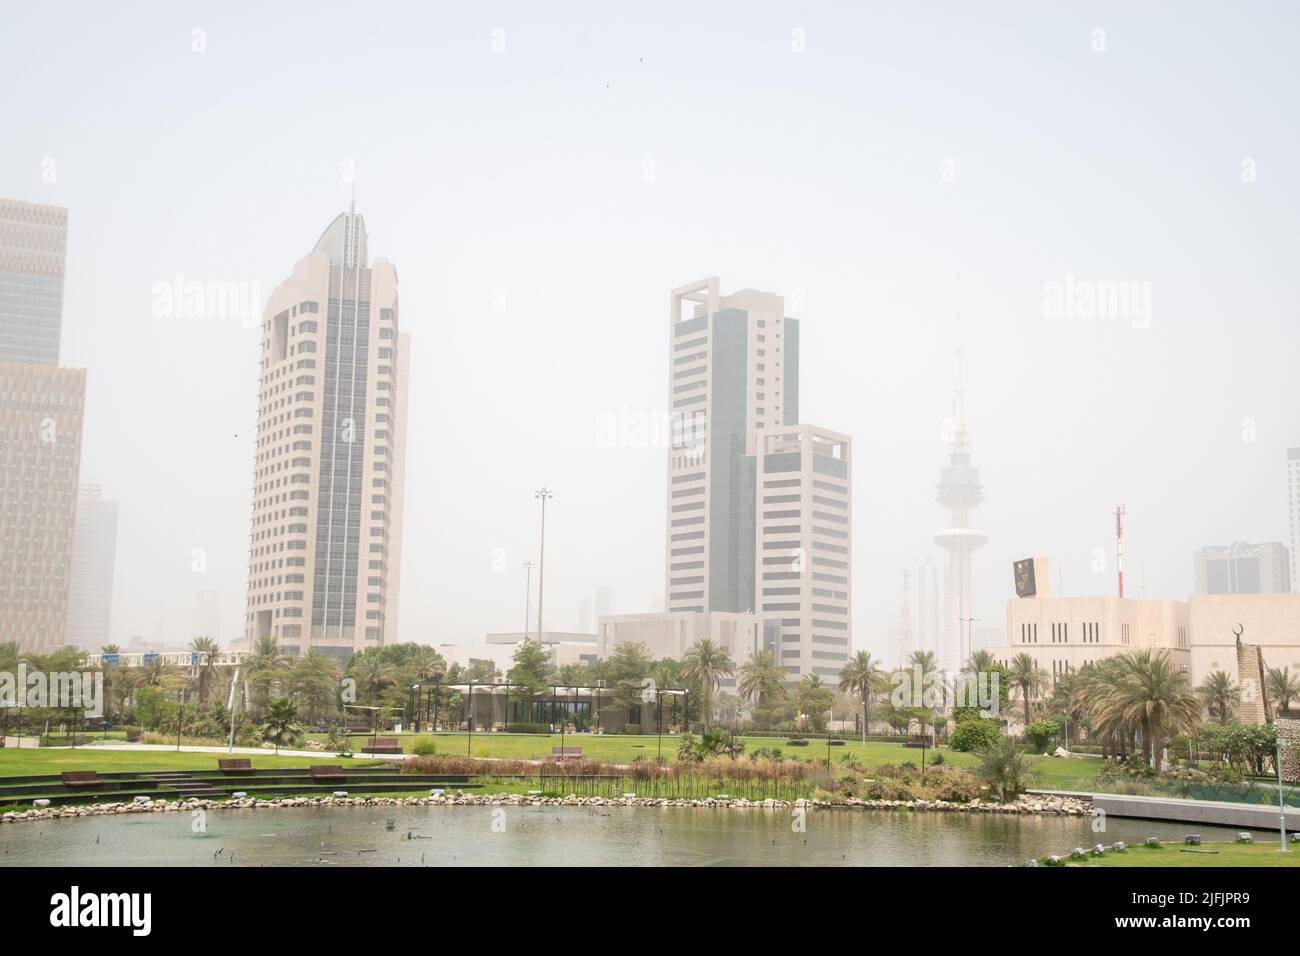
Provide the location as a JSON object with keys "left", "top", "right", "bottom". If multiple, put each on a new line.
{"left": 1115, "top": 505, "right": 1126, "bottom": 598}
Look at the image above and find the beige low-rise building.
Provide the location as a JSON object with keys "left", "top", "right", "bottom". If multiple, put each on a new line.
{"left": 598, "top": 611, "right": 778, "bottom": 689}
{"left": 1187, "top": 593, "right": 1300, "bottom": 689}
{"left": 988, "top": 559, "right": 1190, "bottom": 693}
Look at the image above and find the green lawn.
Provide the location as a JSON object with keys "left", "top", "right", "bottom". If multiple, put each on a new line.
{"left": 325, "top": 732, "right": 1101, "bottom": 789}
{"left": 0, "top": 736, "right": 1102, "bottom": 793}
{"left": 0, "top": 748, "right": 386, "bottom": 777}
{"left": 1064, "top": 841, "right": 1300, "bottom": 867}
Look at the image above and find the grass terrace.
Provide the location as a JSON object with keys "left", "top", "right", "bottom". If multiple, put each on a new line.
{"left": 1057, "top": 841, "right": 1300, "bottom": 867}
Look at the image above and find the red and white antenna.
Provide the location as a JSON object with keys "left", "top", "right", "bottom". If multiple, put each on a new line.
{"left": 1115, "top": 505, "right": 1126, "bottom": 598}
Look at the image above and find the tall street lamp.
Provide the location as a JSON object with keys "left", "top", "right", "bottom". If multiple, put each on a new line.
{"left": 522, "top": 561, "right": 536, "bottom": 639}
{"left": 534, "top": 488, "right": 554, "bottom": 639}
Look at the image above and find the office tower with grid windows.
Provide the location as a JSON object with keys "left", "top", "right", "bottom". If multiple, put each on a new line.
{"left": 665, "top": 278, "right": 799, "bottom": 615}
{"left": 243, "top": 207, "right": 409, "bottom": 661}
{"left": 748, "top": 424, "right": 852, "bottom": 677}
{"left": 0, "top": 197, "right": 85, "bottom": 653}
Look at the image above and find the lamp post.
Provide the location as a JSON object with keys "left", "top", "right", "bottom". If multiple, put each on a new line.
{"left": 522, "top": 561, "right": 535, "bottom": 640}
{"left": 534, "top": 488, "right": 553, "bottom": 639}
{"left": 176, "top": 689, "right": 185, "bottom": 752}
{"left": 1278, "top": 735, "right": 1289, "bottom": 853}
{"left": 959, "top": 617, "right": 980, "bottom": 670}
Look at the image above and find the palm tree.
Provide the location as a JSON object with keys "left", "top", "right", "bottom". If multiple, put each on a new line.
{"left": 963, "top": 649, "right": 995, "bottom": 675}
{"left": 1267, "top": 666, "right": 1299, "bottom": 714}
{"left": 190, "top": 636, "right": 221, "bottom": 705}
{"left": 908, "top": 649, "right": 939, "bottom": 675}
{"left": 349, "top": 654, "right": 395, "bottom": 707}
{"left": 247, "top": 635, "right": 287, "bottom": 673}
{"left": 794, "top": 674, "right": 834, "bottom": 732}
{"left": 260, "top": 696, "right": 302, "bottom": 755}
{"left": 1097, "top": 650, "right": 1201, "bottom": 768}
{"left": 682, "top": 639, "right": 734, "bottom": 732}
{"left": 1196, "top": 670, "right": 1238, "bottom": 725}
{"left": 737, "top": 650, "right": 786, "bottom": 709}
{"left": 1009, "top": 653, "right": 1048, "bottom": 729}
{"left": 410, "top": 645, "right": 447, "bottom": 683}
{"left": 839, "top": 651, "right": 885, "bottom": 744}
{"left": 98, "top": 644, "right": 121, "bottom": 722}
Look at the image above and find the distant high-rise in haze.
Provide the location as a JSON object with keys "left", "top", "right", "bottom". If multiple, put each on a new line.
{"left": 192, "top": 588, "right": 222, "bottom": 643}
{"left": 1194, "top": 541, "right": 1290, "bottom": 595}
{"left": 242, "top": 206, "right": 410, "bottom": 661}
{"left": 0, "top": 197, "right": 85, "bottom": 653}
{"left": 64, "top": 484, "right": 118, "bottom": 650}
{"left": 665, "top": 278, "right": 799, "bottom": 615}
{"left": 1289, "top": 440, "right": 1300, "bottom": 593}
{"left": 933, "top": 350, "right": 986, "bottom": 674}
{"left": 0, "top": 198, "right": 66, "bottom": 365}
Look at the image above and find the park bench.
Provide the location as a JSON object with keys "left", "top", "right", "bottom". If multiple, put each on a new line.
{"left": 903, "top": 735, "right": 933, "bottom": 749}
{"left": 551, "top": 747, "right": 583, "bottom": 759}
{"left": 309, "top": 765, "right": 348, "bottom": 783}
{"left": 61, "top": 771, "right": 101, "bottom": 788}
{"left": 360, "top": 737, "right": 402, "bottom": 754}
{"left": 217, "top": 758, "right": 255, "bottom": 775}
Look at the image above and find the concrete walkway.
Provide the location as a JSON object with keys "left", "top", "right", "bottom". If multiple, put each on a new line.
{"left": 52, "top": 742, "right": 409, "bottom": 763}
{"left": 1093, "top": 791, "right": 1299, "bottom": 831}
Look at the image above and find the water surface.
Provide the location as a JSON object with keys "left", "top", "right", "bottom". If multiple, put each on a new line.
{"left": 0, "top": 805, "right": 1243, "bottom": 867}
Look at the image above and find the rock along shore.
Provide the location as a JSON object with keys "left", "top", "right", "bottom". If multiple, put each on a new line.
{"left": 0, "top": 791, "right": 1091, "bottom": 824}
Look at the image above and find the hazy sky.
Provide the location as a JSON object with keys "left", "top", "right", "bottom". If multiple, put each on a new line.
{"left": 3, "top": 1, "right": 1297, "bottom": 657}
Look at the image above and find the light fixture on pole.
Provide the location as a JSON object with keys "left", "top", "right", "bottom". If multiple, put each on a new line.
{"left": 534, "top": 488, "right": 554, "bottom": 639}
{"left": 522, "top": 561, "right": 535, "bottom": 640}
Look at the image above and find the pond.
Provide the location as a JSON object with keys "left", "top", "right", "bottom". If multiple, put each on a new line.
{"left": 0, "top": 805, "right": 1244, "bottom": 867}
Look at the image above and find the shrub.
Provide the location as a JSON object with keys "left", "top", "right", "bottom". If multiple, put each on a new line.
{"left": 973, "top": 735, "right": 1034, "bottom": 802}
{"left": 861, "top": 776, "right": 915, "bottom": 801}
{"left": 1023, "top": 720, "right": 1058, "bottom": 752}
{"left": 505, "top": 723, "right": 549, "bottom": 734}
{"left": 411, "top": 736, "right": 438, "bottom": 757}
{"left": 926, "top": 767, "right": 982, "bottom": 802}
{"left": 950, "top": 718, "right": 1002, "bottom": 753}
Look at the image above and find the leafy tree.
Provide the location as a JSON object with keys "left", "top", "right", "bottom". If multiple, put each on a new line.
{"left": 1023, "top": 719, "right": 1059, "bottom": 752}
{"left": 950, "top": 718, "right": 1002, "bottom": 753}
{"left": 507, "top": 639, "right": 551, "bottom": 697}
{"left": 603, "top": 641, "right": 654, "bottom": 718}
{"left": 287, "top": 653, "right": 341, "bottom": 723}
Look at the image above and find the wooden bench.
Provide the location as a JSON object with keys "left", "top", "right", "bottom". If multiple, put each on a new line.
{"left": 61, "top": 771, "right": 101, "bottom": 788}
{"left": 551, "top": 747, "right": 583, "bottom": 759}
{"left": 360, "top": 736, "right": 402, "bottom": 754}
{"left": 309, "top": 765, "right": 347, "bottom": 783}
{"left": 218, "top": 758, "right": 255, "bottom": 775}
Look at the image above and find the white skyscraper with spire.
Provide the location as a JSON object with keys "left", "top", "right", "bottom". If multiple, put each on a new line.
{"left": 933, "top": 350, "right": 986, "bottom": 675}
